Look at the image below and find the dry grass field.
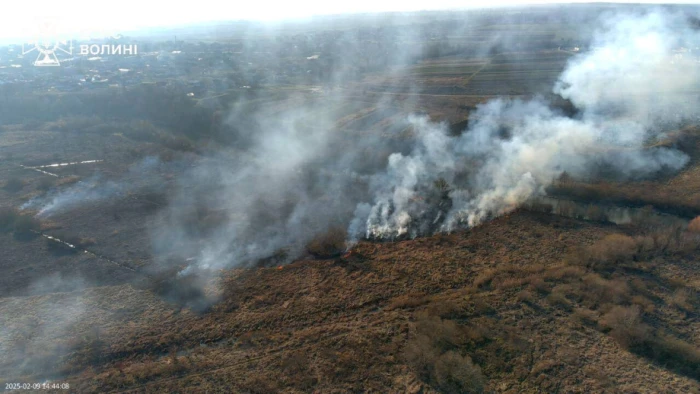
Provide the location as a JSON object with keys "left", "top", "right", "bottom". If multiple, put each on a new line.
{"left": 2, "top": 8, "right": 700, "bottom": 392}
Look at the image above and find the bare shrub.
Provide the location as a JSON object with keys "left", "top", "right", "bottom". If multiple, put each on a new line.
{"left": 405, "top": 333, "right": 439, "bottom": 379}
{"left": 413, "top": 315, "right": 466, "bottom": 352}
{"left": 594, "top": 234, "right": 636, "bottom": 260}
{"left": 387, "top": 292, "right": 428, "bottom": 310}
{"left": 424, "top": 298, "right": 466, "bottom": 319}
{"left": 675, "top": 231, "right": 700, "bottom": 253}
{"left": 582, "top": 234, "right": 637, "bottom": 269}
{"left": 528, "top": 277, "right": 551, "bottom": 294}
{"left": 546, "top": 291, "right": 571, "bottom": 311}
{"left": 651, "top": 333, "right": 700, "bottom": 377}
{"left": 306, "top": 227, "right": 347, "bottom": 258}
{"left": 688, "top": 216, "right": 700, "bottom": 233}
{"left": 581, "top": 274, "right": 631, "bottom": 306}
{"left": 473, "top": 299, "right": 495, "bottom": 315}
{"left": 669, "top": 288, "right": 694, "bottom": 312}
{"left": 630, "top": 295, "right": 656, "bottom": 314}
{"left": 531, "top": 359, "right": 559, "bottom": 375}
{"left": 572, "top": 308, "right": 599, "bottom": 326}
{"left": 600, "top": 305, "right": 651, "bottom": 349}
{"left": 433, "top": 351, "right": 485, "bottom": 394}
{"left": 633, "top": 235, "right": 656, "bottom": 259}
{"left": 405, "top": 315, "right": 485, "bottom": 394}
{"left": 473, "top": 268, "right": 496, "bottom": 289}
{"left": 517, "top": 289, "right": 535, "bottom": 303}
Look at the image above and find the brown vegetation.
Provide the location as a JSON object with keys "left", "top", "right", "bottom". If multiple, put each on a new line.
{"left": 55, "top": 176, "right": 81, "bottom": 187}
{"left": 2, "top": 210, "right": 699, "bottom": 393}
{"left": 689, "top": 216, "right": 700, "bottom": 233}
{"left": 36, "top": 177, "right": 54, "bottom": 191}
{"left": 405, "top": 314, "right": 486, "bottom": 393}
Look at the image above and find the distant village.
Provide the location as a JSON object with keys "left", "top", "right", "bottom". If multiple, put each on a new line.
{"left": 0, "top": 29, "right": 412, "bottom": 98}
{"left": 1, "top": 15, "right": 696, "bottom": 101}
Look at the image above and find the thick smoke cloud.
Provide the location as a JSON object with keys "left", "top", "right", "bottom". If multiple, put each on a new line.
{"left": 156, "top": 10, "right": 698, "bottom": 272}
{"left": 359, "top": 9, "right": 697, "bottom": 237}
{"left": 555, "top": 11, "right": 700, "bottom": 125}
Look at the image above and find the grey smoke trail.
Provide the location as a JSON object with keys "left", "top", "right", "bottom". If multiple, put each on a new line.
{"left": 23, "top": 156, "right": 167, "bottom": 217}
{"left": 35, "top": 178, "right": 125, "bottom": 217}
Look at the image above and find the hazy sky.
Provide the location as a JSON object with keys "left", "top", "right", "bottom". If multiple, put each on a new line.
{"left": 0, "top": 1, "right": 696, "bottom": 41}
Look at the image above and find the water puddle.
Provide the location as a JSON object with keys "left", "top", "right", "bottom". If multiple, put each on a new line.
{"left": 19, "top": 165, "right": 59, "bottom": 177}
{"left": 19, "top": 160, "right": 103, "bottom": 178}
{"left": 29, "top": 160, "right": 103, "bottom": 169}
{"left": 42, "top": 233, "right": 77, "bottom": 249}
{"left": 34, "top": 230, "right": 136, "bottom": 272}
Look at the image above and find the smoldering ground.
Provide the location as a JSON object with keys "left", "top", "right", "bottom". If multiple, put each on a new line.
{"left": 20, "top": 156, "right": 179, "bottom": 218}
{"left": 154, "top": 10, "right": 699, "bottom": 279}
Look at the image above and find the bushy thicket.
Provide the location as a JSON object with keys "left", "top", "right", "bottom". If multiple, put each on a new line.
{"left": 404, "top": 315, "right": 486, "bottom": 394}
{"left": 556, "top": 228, "right": 700, "bottom": 378}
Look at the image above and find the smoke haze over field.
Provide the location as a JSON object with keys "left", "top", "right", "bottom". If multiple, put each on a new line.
{"left": 21, "top": 157, "right": 170, "bottom": 217}
{"left": 7, "top": 6, "right": 700, "bottom": 389}
{"left": 153, "top": 9, "right": 698, "bottom": 274}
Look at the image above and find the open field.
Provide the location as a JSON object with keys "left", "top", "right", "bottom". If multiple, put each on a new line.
{"left": 1, "top": 89, "right": 698, "bottom": 393}
{"left": 2, "top": 5, "right": 700, "bottom": 393}
{"left": 1, "top": 211, "right": 698, "bottom": 392}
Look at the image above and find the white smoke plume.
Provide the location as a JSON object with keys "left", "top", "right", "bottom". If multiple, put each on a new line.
{"left": 157, "top": 10, "right": 699, "bottom": 272}
{"left": 35, "top": 178, "right": 124, "bottom": 217}
{"left": 357, "top": 10, "right": 697, "bottom": 239}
